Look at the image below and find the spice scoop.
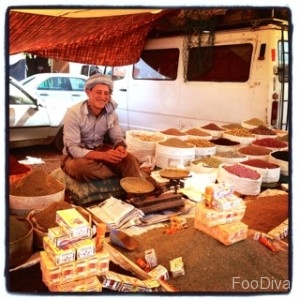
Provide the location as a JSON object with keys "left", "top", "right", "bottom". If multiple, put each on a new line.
{"left": 109, "top": 229, "right": 138, "bottom": 251}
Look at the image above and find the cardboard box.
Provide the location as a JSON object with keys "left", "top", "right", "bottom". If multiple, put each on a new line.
{"left": 195, "top": 220, "right": 248, "bottom": 245}
{"left": 148, "top": 264, "right": 169, "bottom": 281}
{"left": 195, "top": 202, "right": 246, "bottom": 227}
{"left": 43, "top": 236, "right": 76, "bottom": 265}
{"left": 56, "top": 208, "right": 91, "bottom": 239}
{"left": 48, "top": 275, "right": 102, "bottom": 292}
{"left": 170, "top": 257, "right": 185, "bottom": 278}
{"left": 72, "top": 238, "right": 96, "bottom": 260}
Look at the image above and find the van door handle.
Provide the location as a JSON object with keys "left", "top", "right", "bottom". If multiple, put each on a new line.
{"left": 39, "top": 93, "right": 49, "bottom": 96}
{"left": 119, "top": 88, "right": 127, "bottom": 92}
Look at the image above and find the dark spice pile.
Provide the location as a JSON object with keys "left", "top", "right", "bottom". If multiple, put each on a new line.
{"left": 211, "top": 137, "right": 240, "bottom": 146}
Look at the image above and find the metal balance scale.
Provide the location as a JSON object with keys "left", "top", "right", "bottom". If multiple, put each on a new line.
{"left": 120, "top": 169, "right": 190, "bottom": 214}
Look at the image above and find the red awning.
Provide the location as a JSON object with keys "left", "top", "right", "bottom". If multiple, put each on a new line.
{"left": 9, "top": 9, "right": 173, "bottom": 66}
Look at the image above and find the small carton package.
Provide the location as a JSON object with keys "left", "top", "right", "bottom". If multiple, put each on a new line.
{"left": 40, "top": 251, "right": 61, "bottom": 286}
{"left": 170, "top": 256, "right": 185, "bottom": 278}
{"left": 72, "top": 238, "right": 96, "bottom": 260}
{"left": 43, "top": 236, "right": 76, "bottom": 265}
{"left": 195, "top": 202, "right": 246, "bottom": 227}
{"left": 56, "top": 208, "right": 91, "bottom": 239}
{"left": 148, "top": 264, "right": 169, "bottom": 281}
{"left": 195, "top": 220, "right": 248, "bottom": 245}
{"left": 48, "top": 275, "right": 102, "bottom": 292}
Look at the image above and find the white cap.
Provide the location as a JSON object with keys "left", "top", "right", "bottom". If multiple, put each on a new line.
{"left": 85, "top": 74, "right": 113, "bottom": 92}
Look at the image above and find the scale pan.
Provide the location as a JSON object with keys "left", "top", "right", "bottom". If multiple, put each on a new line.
{"left": 120, "top": 177, "right": 155, "bottom": 194}
{"left": 159, "top": 168, "right": 190, "bottom": 179}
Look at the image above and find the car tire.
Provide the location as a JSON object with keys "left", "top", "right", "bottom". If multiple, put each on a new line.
{"left": 54, "top": 127, "right": 64, "bottom": 152}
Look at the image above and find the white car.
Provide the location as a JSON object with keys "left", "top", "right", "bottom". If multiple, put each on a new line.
{"left": 9, "top": 76, "right": 74, "bottom": 151}
{"left": 20, "top": 73, "right": 88, "bottom": 112}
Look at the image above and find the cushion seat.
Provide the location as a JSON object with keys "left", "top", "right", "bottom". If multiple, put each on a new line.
{"left": 50, "top": 168, "right": 125, "bottom": 206}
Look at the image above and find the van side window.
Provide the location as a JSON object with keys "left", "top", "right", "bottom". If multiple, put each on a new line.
{"left": 133, "top": 49, "right": 179, "bottom": 80}
{"left": 187, "top": 43, "right": 252, "bottom": 82}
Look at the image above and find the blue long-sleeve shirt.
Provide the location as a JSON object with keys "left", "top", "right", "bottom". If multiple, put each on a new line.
{"left": 62, "top": 99, "right": 126, "bottom": 158}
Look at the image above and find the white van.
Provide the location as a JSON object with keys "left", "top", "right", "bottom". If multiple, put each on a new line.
{"left": 113, "top": 21, "right": 289, "bottom": 132}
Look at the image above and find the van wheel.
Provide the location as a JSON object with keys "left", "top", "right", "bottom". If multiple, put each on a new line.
{"left": 54, "top": 127, "right": 64, "bottom": 152}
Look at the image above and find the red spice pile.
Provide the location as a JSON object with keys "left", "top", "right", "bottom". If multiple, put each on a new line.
{"left": 9, "top": 155, "right": 30, "bottom": 175}
{"left": 201, "top": 123, "right": 223, "bottom": 131}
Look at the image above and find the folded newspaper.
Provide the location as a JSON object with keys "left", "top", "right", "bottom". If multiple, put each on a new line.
{"left": 87, "top": 197, "right": 144, "bottom": 229}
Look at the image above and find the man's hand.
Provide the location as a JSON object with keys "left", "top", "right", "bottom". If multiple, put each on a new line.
{"left": 102, "top": 148, "right": 126, "bottom": 163}
{"left": 85, "top": 145, "right": 128, "bottom": 163}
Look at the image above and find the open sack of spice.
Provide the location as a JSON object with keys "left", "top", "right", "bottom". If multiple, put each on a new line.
{"left": 217, "top": 164, "right": 262, "bottom": 196}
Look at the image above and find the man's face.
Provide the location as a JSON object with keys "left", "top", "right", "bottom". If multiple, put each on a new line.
{"left": 86, "top": 83, "right": 110, "bottom": 110}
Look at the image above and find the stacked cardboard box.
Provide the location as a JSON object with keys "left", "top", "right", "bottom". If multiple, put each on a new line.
{"left": 194, "top": 183, "right": 248, "bottom": 245}
{"left": 40, "top": 207, "right": 110, "bottom": 292}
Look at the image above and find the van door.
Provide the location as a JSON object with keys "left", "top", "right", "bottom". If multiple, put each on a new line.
{"left": 276, "top": 37, "right": 289, "bottom": 130}
{"left": 119, "top": 45, "right": 181, "bottom": 131}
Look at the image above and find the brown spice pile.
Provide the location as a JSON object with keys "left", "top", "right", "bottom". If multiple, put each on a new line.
{"left": 201, "top": 123, "right": 223, "bottom": 131}
{"left": 243, "top": 118, "right": 267, "bottom": 127}
{"left": 32, "top": 200, "right": 74, "bottom": 230}
{"left": 160, "top": 128, "right": 187, "bottom": 136}
{"left": 159, "top": 138, "right": 194, "bottom": 148}
{"left": 185, "top": 128, "right": 210, "bottom": 136}
{"left": 187, "top": 139, "right": 215, "bottom": 148}
{"left": 10, "top": 169, "right": 64, "bottom": 197}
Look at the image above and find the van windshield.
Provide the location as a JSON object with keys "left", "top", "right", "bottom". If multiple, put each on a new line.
{"left": 187, "top": 43, "right": 253, "bottom": 82}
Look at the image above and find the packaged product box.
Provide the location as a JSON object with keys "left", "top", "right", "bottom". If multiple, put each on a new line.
{"left": 195, "top": 202, "right": 246, "bottom": 227}
{"left": 195, "top": 220, "right": 248, "bottom": 245}
{"left": 142, "top": 278, "right": 161, "bottom": 291}
{"left": 212, "top": 183, "right": 233, "bottom": 200}
{"left": 145, "top": 248, "right": 158, "bottom": 268}
{"left": 118, "top": 274, "right": 150, "bottom": 292}
{"left": 60, "top": 261, "right": 75, "bottom": 284}
{"left": 43, "top": 236, "right": 76, "bottom": 265}
{"left": 56, "top": 208, "right": 91, "bottom": 239}
{"left": 212, "top": 194, "right": 243, "bottom": 211}
{"left": 48, "top": 226, "right": 91, "bottom": 247}
{"left": 101, "top": 271, "right": 123, "bottom": 291}
{"left": 268, "top": 218, "right": 288, "bottom": 240}
{"left": 148, "top": 264, "right": 169, "bottom": 281}
{"left": 101, "top": 271, "right": 153, "bottom": 292}
{"left": 75, "top": 258, "right": 88, "bottom": 280}
{"left": 96, "top": 251, "right": 110, "bottom": 274}
{"left": 40, "top": 251, "right": 61, "bottom": 286}
{"left": 48, "top": 275, "right": 102, "bottom": 292}
{"left": 169, "top": 257, "right": 185, "bottom": 278}
{"left": 72, "top": 238, "right": 96, "bottom": 260}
